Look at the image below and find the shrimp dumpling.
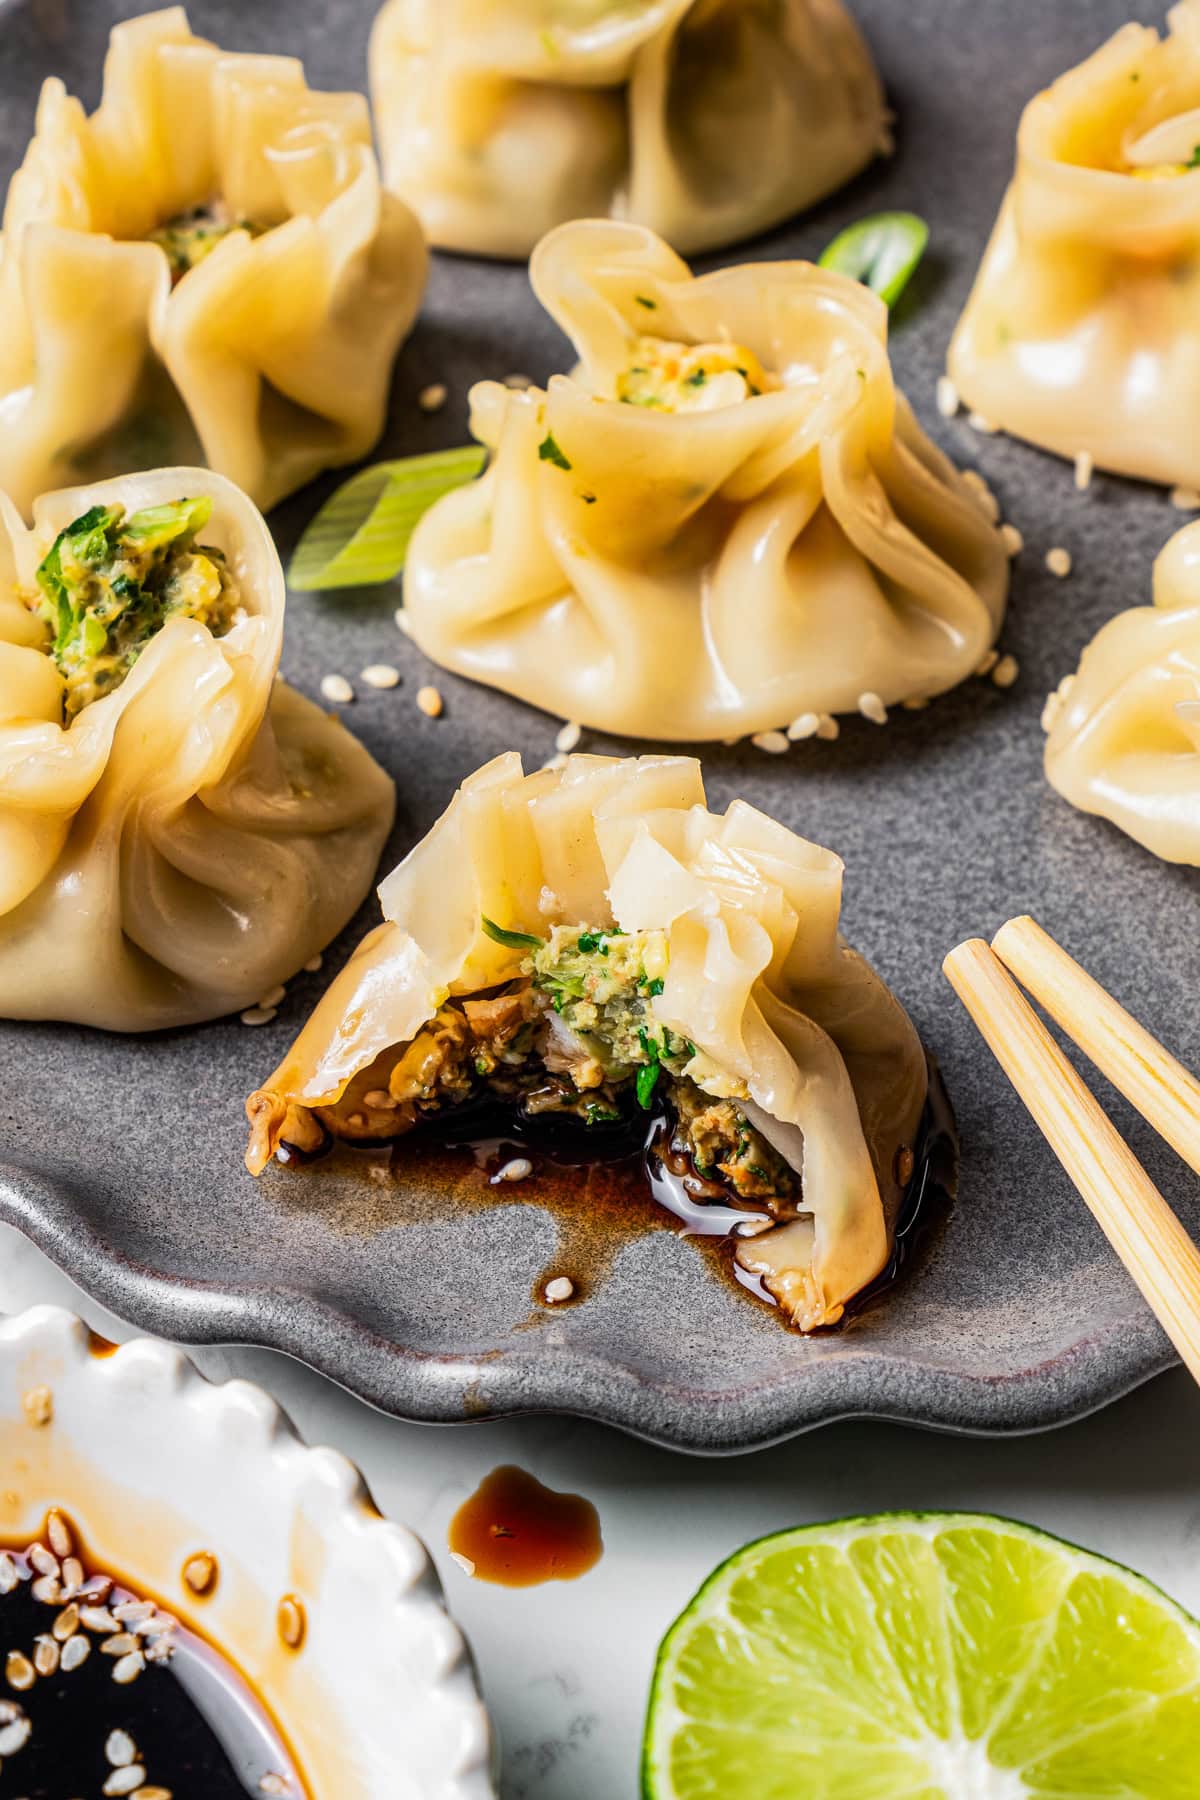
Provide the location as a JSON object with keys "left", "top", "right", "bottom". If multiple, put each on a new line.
{"left": 403, "top": 221, "right": 1010, "bottom": 741}
{"left": 0, "top": 7, "right": 427, "bottom": 516}
{"left": 245, "top": 752, "right": 929, "bottom": 1333}
{"left": 0, "top": 469, "right": 395, "bottom": 1030}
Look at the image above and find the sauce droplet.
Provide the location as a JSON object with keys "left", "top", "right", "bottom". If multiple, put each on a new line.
{"left": 447, "top": 1466, "right": 602, "bottom": 1588}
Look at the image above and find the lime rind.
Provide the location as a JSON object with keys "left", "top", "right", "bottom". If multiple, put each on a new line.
{"left": 642, "top": 1511, "right": 1200, "bottom": 1800}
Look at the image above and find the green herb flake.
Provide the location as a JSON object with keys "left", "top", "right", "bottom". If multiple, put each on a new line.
{"left": 586, "top": 1103, "right": 622, "bottom": 1127}
{"left": 537, "top": 432, "right": 572, "bottom": 471}
{"left": 683, "top": 369, "right": 707, "bottom": 388}
{"left": 636, "top": 1062, "right": 661, "bottom": 1110}
{"left": 1189, "top": 144, "right": 1200, "bottom": 169}
{"left": 634, "top": 294, "right": 658, "bottom": 309}
{"left": 481, "top": 916, "right": 544, "bottom": 951}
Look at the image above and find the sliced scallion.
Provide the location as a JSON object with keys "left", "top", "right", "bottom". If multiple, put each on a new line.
{"left": 818, "top": 212, "right": 929, "bottom": 309}
{"left": 481, "top": 916, "right": 544, "bottom": 951}
{"left": 288, "top": 446, "right": 486, "bottom": 592}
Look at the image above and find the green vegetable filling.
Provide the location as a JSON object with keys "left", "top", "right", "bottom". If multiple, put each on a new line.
{"left": 148, "top": 205, "right": 266, "bottom": 282}
{"left": 33, "top": 496, "right": 241, "bottom": 719}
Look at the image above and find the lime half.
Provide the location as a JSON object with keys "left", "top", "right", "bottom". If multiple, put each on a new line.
{"left": 643, "top": 1512, "right": 1200, "bottom": 1799}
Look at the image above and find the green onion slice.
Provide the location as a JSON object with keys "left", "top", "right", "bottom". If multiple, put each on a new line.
{"left": 481, "top": 916, "right": 544, "bottom": 951}
{"left": 288, "top": 446, "right": 486, "bottom": 592}
{"left": 818, "top": 212, "right": 929, "bottom": 309}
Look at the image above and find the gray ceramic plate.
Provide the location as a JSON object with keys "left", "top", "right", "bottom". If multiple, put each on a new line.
{"left": 2, "top": 0, "right": 1197, "bottom": 1454}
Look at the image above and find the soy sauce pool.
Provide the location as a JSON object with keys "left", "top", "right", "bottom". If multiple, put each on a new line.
{"left": 0, "top": 1519, "right": 307, "bottom": 1799}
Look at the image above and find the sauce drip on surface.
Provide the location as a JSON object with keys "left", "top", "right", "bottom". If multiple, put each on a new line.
{"left": 447, "top": 1466, "right": 602, "bottom": 1588}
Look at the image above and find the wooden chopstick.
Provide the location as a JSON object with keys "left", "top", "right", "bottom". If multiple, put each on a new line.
{"left": 943, "top": 936, "right": 1200, "bottom": 1387}
{"left": 992, "top": 915, "right": 1200, "bottom": 1181}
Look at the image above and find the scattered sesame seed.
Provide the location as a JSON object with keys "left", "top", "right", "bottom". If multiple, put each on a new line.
{"left": 104, "top": 1765, "right": 148, "bottom": 1796}
{"left": 303, "top": 953, "right": 323, "bottom": 973}
{"left": 416, "top": 684, "right": 443, "bottom": 718}
{"left": 1073, "top": 450, "right": 1094, "bottom": 491}
{"left": 46, "top": 1513, "right": 72, "bottom": 1559}
{"left": 858, "top": 690, "right": 888, "bottom": 725}
{"left": 493, "top": 1156, "right": 533, "bottom": 1184}
{"left": 1000, "top": 522, "right": 1024, "bottom": 557}
{"left": 101, "top": 1633, "right": 140, "bottom": 1657}
{"left": 751, "top": 730, "right": 789, "bottom": 754}
{"left": 361, "top": 663, "right": 401, "bottom": 690}
{"left": 555, "top": 720, "right": 582, "bottom": 753}
{"left": 0, "top": 1711, "right": 31, "bottom": 1755}
{"left": 60, "top": 1633, "right": 89, "bottom": 1671}
{"left": 1045, "top": 546, "right": 1072, "bottom": 578}
{"left": 418, "top": 382, "right": 447, "bottom": 412}
{"left": 503, "top": 372, "right": 534, "bottom": 389}
{"left": 544, "top": 1275, "right": 575, "bottom": 1304}
{"left": 62, "top": 1557, "right": 84, "bottom": 1590}
{"left": 52, "top": 1603, "right": 80, "bottom": 1641}
{"left": 239, "top": 1006, "right": 277, "bottom": 1027}
{"left": 1170, "top": 486, "right": 1200, "bottom": 511}
{"left": 30, "top": 1574, "right": 60, "bottom": 1604}
{"left": 448, "top": 1551, "right": 477, "bottom": 1577}
{"left": 319, "top": 673, "right": 354, "bottom": 705}
{"left": 29, "top": 1544, "right": 59, "bottom": 1579}
{"left": 787, "top": 711, "right": 820, "bottom": 740}
{"left": 134, "top": 1787, "right": 174, "bottom": 1799}
{"left": 992, "top": 653, "right": 1020, "bottom": 689}
{"left": 256, "top": 985, "right": 286, "bottom": 1011}
{"left": 962, "top": 469, "right": 1000, "bottom": 522}
{"left": 21, "top": 1386, "right": 52, "bottom": 1427}
{"left": 5, "top": 1650, "right": 34, "bottom": 1691}
{"left": 936, "top": 374, "right": 960, "bottom": 418}
{"left": 79, "top": 1605, "right": 118, "bottom": 1634}
{"left": 0, "top": 1699, "right": 23, "bottom": 1724}
{"left": 112, "top": 1601, "right": 155, "bottom": 1624}
{"left": 816, "top": 714, "right": 840, "bottom": 741}
{"left": 111, "top": 1649, "right": 145, "bottom": 1685}
{"left": 975, "top": 649, "right": 999, "bottom": 677}
{"left": 277, "top": 1595, "right": 306, "bottom": 1651}
{"left": 0, "top": 1556, "right": 16, "bottom": 1595}
{"left": 967, "top": 410, "right": 997, "bottom": 433}
{"left": 33, "top": 1634, "right": 59, "bottom": 1675}
{"left": 394, "top": 607, "right": 413, "bottom": 637}
{"left": 542, "top": 752, "right": 568, "bottom": 771}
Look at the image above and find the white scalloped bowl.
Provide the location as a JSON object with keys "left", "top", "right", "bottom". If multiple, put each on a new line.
{"left": 0, "top": 1306, "right": 495, "bottom": 1798}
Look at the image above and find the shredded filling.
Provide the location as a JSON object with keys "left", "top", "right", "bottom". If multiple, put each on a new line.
{"left": 28, "top": 496, "right": 242, "bottom": 718}
{"left": 303, "top": 922, "right": 802, "bottom": 1216}
{"left": 147, "top": 203, "right": 267, "bottom": 281}
{"left": 614, "top": 335, "right": 780, "bottom": 413}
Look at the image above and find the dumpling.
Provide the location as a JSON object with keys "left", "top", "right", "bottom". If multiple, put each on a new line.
{"left": 949, "top": 2, "right": 1200, "bottom": 488}
{"left": 0, "top": 7, "right": 428, "bottom": 518}
{"left": 403, "top": 221, "right": 1010, "bottom": 740}
{"left": 1044, "top": 520, "right": 1200, "bottom": 865}
{"left": 245, "top": 753, "right": 929, "bottom": 1332}
{"left": 0, "top": 467, "right": 395, "bottom": 1030}
{"left": 368, "top": 0, "right": 890, "bottom": 260}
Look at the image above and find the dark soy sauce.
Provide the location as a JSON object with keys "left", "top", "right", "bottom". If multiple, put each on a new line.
{"left": 447, "top": 1467, "right": 602, "bottom": 1588}
{"left": 0, "top": 1527, "right": 307, "bottom": 1799}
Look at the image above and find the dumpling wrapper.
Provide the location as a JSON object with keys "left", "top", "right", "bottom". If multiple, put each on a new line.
{"left": 403, "top": 220, "right": 1010, "bottom": 739}
{"left": 369, "top": 0, "right": 890, "bottom": 260}
{"left": 0, "top": 467, "right": 395, "bottom": 1030}
{"left": 245, "top": 752, "right": 928, "bottom": 1332}
{"left": 1045, "top": 520, "right": 1200, "bottom": 865}
{"left": 0, "top": 6, "right": 427, "bottom": 516}
{"left": 949, "top": 1, "right": 1200, "bottom": 488}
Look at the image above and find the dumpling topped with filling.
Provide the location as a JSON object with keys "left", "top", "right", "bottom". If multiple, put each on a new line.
{"left": 245, "top": 753, "right": 930, "bottom": 1332}
{"left": 0, "top": 7, "right": 427, "bottom": 516}
{"left": 949, "top": 1, "right": 1200, "bottom": 489}
{"left": 0, "top": 468, "right": 395, "bottom": 1031}
{"left": 403, "top": 221, "right": 1010, "bottom": 741}
{"left": 368, "top": 0, "right": 890, "bottom": 260}
{"left": 1044, "top": 521, "right": 1200, "bottom": 865}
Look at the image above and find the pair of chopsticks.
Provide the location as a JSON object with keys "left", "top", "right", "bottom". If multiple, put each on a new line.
{"left": 944, "top": 917, "right": 1200, "bottom": 1385}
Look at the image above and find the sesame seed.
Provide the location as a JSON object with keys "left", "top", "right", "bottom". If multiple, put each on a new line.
{"left": 967, "top": 410, "right": 997, "bottom": 433}
{"left": 544, "top": 1276, "right": 575, "bottom": 1303}
{"left": 112, "top": 1601, "right": 155, "bottom": 1624}
{"left": 60, "top": 1633, "right": 89, "bottom": 1671}
{"left": 256, "top": 985, "right": 286, "bottom": 1011}
{"left": 992, "top": 653, "right": 1019, "bottom": 689}
{"left": 111, "top": 1649, "right": 145, "bottom": 1685}
{"left": 46, "top": 1513, "right": 72, "bottom": 1559}
{"left": 448, "top": 1551, "right": 476, "bottom": 1577}
{"left": 134, "top": 1786, "right": 173, "bottom": 1799}
{"left": 0, "top": 1556, "right": 17, "bottom": 1595}
{"left": 1045, "top": 546, "right": 1072, "bottom": 578}
{"left": 5, "top": 1650, "right": 34, "bottom": 1691}
{"left": 975, "top": 649, "right": 999, "bottom": 677}
{"left": 787, "top": 712, "right": 820, "bottom": 740}
{"left": 30, "top": 1573, "right": 60, "bottom": 1604}
{"left": 1073, "top": 450, "right": 1094, "bottom": 491}
{"left": 555, "top": 720, "right": 581, "bottom": 753}
{"left": 144, "top": 1639, "right": 174, "bottom": 1665}
{"left": 394, "top": 607, "right": 413, "bottom": 637}
{"left": 80, "top": 1605, "right": 118, "bottom": 1634}
{"left": 418, "top": 382, "right": 447, "bottom": 412}
{"left": 29, "top": 1544, "right": 59, "bottom": 1578}
{"left": 1000, "top": 522, "right": 1024, "bottom": 557}
{"left": 319, "top": 673, "right": 354, "bottom": 705}
{"left": 52, "top": 1603, "right": 80, "bottom": 1641}
{"left": 936, "top": 374, "right": 960, "bottom": 418}
{"left": 108, "top": 1725, "right": 144, "bottom": 1762}
{"left": 815, "top": 714, "right": 840, "bottom": 741}
{"left": 416, "top": 684, "right": 443, "bottom": 717}
{"left": 303, "top": 953, "right": 322, "bottom": 973}
{"left": 1170, "top": 486, "right": 1200, "bottom": 510}
{"left": 277, "top": 1595, "right": 306, "bottom": 1650}
{"left": 62, "top": 1557, "right": 84, "bottom": 1590}
{"left": 33, "top": 1634, "right": 59, "bottom": 1675}
{"left": 361, "top": 663, "right": 400, "bottom": 689}
{"left": 503, "top": 372, "right": 534, "bottom": 389}
{"left": 103, "top": 1766, "right": 148, "bottom": 1796}
{"left": 239, "top": 1006, "right": 277, "bottom": 1027}
{"left": 21, "top": 1386, "right": 52, "bottom": 1427}
{"left": 0, "top": 1711, "right": 31, "bottom": 1755}
{"left": 0, "top": 1699, "right": 22, "bottom": 1723}
{"left": 751, "top": 730, "right": 789, "bottom": 754}
{"left": 858, "top": 690, "right": 888, "bottom": 725}
{"left": 542, "top": 752, "right": 568, "bottom": 771}
{"left": 493, "top": 1157, "right": 533, "bottom": 1183}
{"left": 101, "top": 1633, "right": 140, "bottom": 1656}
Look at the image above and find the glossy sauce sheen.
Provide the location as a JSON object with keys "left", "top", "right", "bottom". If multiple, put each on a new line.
{"left": 448, "top": 1466, "right": 602, "bottom": 1587}
{"left": 0, "top": 1531, "right": 307, "bottom": 1799}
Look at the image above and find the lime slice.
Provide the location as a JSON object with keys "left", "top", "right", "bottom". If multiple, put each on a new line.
{"left": 643, "top": 1512, "right": 1200, "bottom": 1798}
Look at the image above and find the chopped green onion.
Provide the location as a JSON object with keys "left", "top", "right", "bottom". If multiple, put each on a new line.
{"left": 537, "top": 433, "right": 572, "bottom": 471}
{"left": 481, "top": 916, "right": 544, "bottom": 951}
{"left": 636, "top": 1062, "right": 661, "bottom": 1110}
{"left": 634, "top": 294, "right": 658, "bottom": 309}
{"left": 1189, "top": 144, "right": 1200, "bottom": 168}
{"left": 643, "top": 976, "right": 664, "bottom": 998}
{"left": 818, "top": 212, "right": 929, "bottom": 309}
{"left": 586, "top": 1103, "right": 622, "bottom": 1126}
{"left": 288, "top": 446, "right": 486, "bottom": 592}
